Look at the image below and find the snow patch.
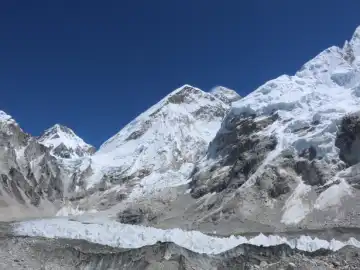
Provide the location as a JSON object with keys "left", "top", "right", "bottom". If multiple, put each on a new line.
{"left": 281, "top": 181, "right": 312, "bottom": 225}
{"left": 314, "top": 180, "right": 354, "bottom": 210}
{"left": 128, "top": 163, "right": 194, "bottom": 200}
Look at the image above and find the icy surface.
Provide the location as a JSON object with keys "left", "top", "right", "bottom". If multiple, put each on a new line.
{"left": 12, "top": 218, "right": 360, "bottom": 254}
{"left": 231, "top": 74, "right": 360, "bottom": 164}
{"left": 281, "top": 181, "right": 312, "bottom": 225}
{"left": 314, "top": 179, "right": 354, "bottom": 210}
{"left": 210, "top": 86, "right": 241, "bottom": 104}
{"left": 128, "top": 163, "right": 194, "bottom": 200}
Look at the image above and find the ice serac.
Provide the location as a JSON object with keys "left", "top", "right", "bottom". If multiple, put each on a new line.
{"left": 38, "top": 124, "right": 95, "bottom": 159}
{"left": 71, "top": 85, "right": 230, "bottom": 202}
{"left": 210, "top": 86, "right": 241, "bottom": 104}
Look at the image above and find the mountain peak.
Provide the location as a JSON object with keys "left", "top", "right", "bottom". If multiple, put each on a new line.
{"left": 89, "top": 84, "right": 231, "bottom": 192}
{"left": 210, "top": 86, "right": 241, "bottom": 104}
{"left": 52, "top": 124, "right": 75, "bottom": 135}
{"left": 38, "top": 124, "right": 95, "bottom": 159}
{"left": 0, "top": 110, "right": 13, "bottom": 122}
{"left": 349, "top": 25, "right": 360, "bottom": 46}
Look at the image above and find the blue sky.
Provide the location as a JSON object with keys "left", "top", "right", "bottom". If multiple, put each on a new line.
{"left": 1, "top": 0, "right": 360, "bottom": 147}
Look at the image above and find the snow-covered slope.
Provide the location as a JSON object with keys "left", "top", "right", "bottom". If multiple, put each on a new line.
{"left": 228, "top": 28, "right": 360, "bottom": 168}
{"left": 38, "top": 124, "right": 95, "bottom": 159}
{"left": 210, "top": 86, "right": 241, "bottom": 104}
{"left": 186, "top": 25, "right": 360, "bottom": 231}
{"left": 60, "top": 26, "right": 360, "bottom": 232}
{"left": 73, "top": 85, "right": 231, "bottom": 196}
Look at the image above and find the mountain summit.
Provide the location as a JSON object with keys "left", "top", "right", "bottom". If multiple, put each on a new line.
{"left": 38, "top": 124, "right": 95, "bottom": 159}
{"left": 210, "top": 86, "right": 241, "bottom": 104}
{"left": 72, "top": 85, "right": 232, "bottom": 197}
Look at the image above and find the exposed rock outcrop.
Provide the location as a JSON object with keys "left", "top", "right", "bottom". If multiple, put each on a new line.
{"left": 190, "top": 112, "right": 278, "bottom": 198}
{"left": 335, "top": 112, "right": 360, "bottom": 166}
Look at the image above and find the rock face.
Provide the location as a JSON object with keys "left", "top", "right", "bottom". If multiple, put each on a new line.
{"left": 335, "top": 112, "right": 360, "bottom": 166}
{"left": 0, "top": 112, "right": 94, "bottom": 221}
{"left": 190, "top": 112, "right": 278, "bottom": 198}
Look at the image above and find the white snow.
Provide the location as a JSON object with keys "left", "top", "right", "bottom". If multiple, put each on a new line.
{"left": 314, "top": 179, "right": 354, "bottom": 210}
{"left": 12, "top": 217, "right": 360, "bottom": 254}
{"left": 38, "top": 124, "right": 94, "bottom": 158}
{"left": 210, "top": 86, "right": 241, "bottom": 104}
{"left": 56, "top": 204, "right": 98, "bottom": 217}
{"left": 226, "top": 28, "right": 360, "bottom": 221}
{"left": 231, "top": 46, "right": 360, "bottom": 163}
{"left": 281, "top": 181, "right": 312, "bottom": 225}
{"left": 78, "top": 84, "right": 229, "bottom": 191}
{"left": 0, "top": 111, "right": 13, "bottom": 123}
{"left": 128, "top": 163, "right": 194, "bottom": 200}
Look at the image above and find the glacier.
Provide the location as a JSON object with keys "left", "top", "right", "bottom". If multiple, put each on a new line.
{"left": 12, "top": 217, "right": 359, "bottom": 254}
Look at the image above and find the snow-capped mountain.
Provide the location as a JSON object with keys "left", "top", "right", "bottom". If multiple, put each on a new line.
{"left": 38, "top": 124, "right": 95, "bottom": 159}
{"left": 63, "top": 25, "right": 360, "bottom": 234}
{"left": 69, "top": 85, "right": 239, "bottom": 200}
{"left": 0, "top": 112, "right": 97, "bottom": 221}
{"left": 5, "top": 25, "right": 360, "bottom": 243}
{"left": 6, "top": 26, "right": 360, "bottom": 270}
{"left": 185, "top": 26, "right": 360, "bottom": 233}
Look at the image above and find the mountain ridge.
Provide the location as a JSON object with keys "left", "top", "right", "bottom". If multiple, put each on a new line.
{"left": 3, "top": 27, "right": 360, "bottom": 237}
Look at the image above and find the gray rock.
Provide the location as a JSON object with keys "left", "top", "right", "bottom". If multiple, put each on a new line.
{"left": 295, "top": 159, "right": 331, "bottom": 186}
{"left": 287, "top": 262, "right": 296, "bottom": 270}
{"left": 190, "top": 113, "right": 277, "bottom": 198}
{"left": 255, "top": 166, "right": 293, "bottom": 198}
{"left": 335, "top": 112, "right": 360, "bottom": 166}
{"left": 117, "top": 207, "right": 157, "bottom": 225}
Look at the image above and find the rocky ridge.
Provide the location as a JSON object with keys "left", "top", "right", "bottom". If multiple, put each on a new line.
{"left": 0, "top": 112, "right": 95, "bottom": 221}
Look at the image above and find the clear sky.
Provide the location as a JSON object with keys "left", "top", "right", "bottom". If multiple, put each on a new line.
{"left": 1, "top": 0, "right": 360, "bottom": 148}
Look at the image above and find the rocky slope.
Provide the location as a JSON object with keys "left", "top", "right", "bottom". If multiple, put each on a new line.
{"left": 0, "top": 111, "right": 94, "bottom": 221}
